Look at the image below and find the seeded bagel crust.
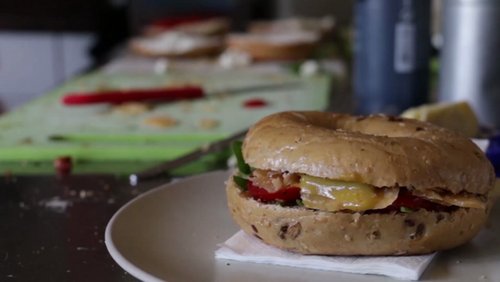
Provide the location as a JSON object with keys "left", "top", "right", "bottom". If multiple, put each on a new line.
{"left": 242, "top": 111, "right": 495, "bottom": 195}
{"left": 226, "top": 179, "right": 492, "bottom": 255}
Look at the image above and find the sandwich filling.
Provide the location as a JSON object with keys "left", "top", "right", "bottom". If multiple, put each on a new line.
{"left": 239, "top": 169, "right": 486, "bottom": 212}
{"left": 231, "top": 141, "right": 487, "bottom": 213}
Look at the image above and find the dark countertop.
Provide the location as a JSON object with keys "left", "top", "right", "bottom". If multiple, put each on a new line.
{"left": 0, "top": 173, "right": 170, "bottom": 281}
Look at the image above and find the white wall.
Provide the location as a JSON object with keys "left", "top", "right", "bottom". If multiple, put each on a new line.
{"left": 0, "top": 32, "right": 95, "bottom": 111}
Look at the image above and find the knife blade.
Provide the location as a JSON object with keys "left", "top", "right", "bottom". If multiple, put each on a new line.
{"left": 129, "top": 129, "right": 247, "bottom": 185}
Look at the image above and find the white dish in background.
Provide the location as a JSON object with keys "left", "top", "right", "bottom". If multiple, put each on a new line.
{"left": 105, "top": 170, "right": 500, "bottom": 282}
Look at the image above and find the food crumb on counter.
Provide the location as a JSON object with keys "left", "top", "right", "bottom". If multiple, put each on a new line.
{"left": 198, "top": 118, "right": 219, "bottom": 129}
{"left": 179, "top": 100, "right": 193, "bottom": 112}
{"left": 113, "top": 102, "right": 151, "bottom": 115}
{"left": 39, "top": 197, "right": 72, "bottom": 212}
{"left": 201, "top": 143, "right": 210, "bottom": 152}
{"left": 212, "top": 91, "right": 229, "bottom": 100}
{"left": 79, "top": 190, "right": 94, "bottom": 199}
{"left": 143, "top": 115, "right": 178, "bottom": 128}
{"left": 268, "top": 74, "right": 286, "bottom": 83}
{"left": 95, "top": 83, "right": 112, "bottom": 91}
{"left": 201, "top": 102, "right": 217, "bottom": 112}
{"left": 17, "top": 137, "right": 33, "bottom": 145}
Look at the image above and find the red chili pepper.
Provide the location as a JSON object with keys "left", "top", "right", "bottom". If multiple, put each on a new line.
{"left": 247, "top": 181, "right": 300, "bottom": 203}
{"left": 243, "top": 98, "right": 268, "bottom": 108}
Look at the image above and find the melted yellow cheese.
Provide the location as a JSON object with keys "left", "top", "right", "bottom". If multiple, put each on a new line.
{"left": 299, "top": 175, "right": 399, "bottom": 212}
{"left": 415, "top": 190, "right": 487, "bottom": 209}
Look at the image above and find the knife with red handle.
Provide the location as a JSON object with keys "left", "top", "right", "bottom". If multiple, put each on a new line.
{"left": 61, "top": 86, "right": 204, "bottom": 105}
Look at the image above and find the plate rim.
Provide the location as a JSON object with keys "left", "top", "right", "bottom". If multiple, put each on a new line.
{"left": 105, "top": 181, "right": 166, "bottom": 282}
{"left": 104, "top": 170, "right": 229, "bottom": 282}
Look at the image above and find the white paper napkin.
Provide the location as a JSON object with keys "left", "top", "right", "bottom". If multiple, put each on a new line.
{"left": 215, "top": 230, "right": 436, "bottom": 281}
{"left": 472, "top": 138, "right": 489, "bottom": 153}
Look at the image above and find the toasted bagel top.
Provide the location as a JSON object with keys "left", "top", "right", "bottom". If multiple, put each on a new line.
{"left": 242, "top": 111, "right": 495, "bottom": 195}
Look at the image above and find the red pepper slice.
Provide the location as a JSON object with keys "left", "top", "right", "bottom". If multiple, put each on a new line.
{"left": 243, "top": 98, "right": 268, "bottom": 108}
{"left": 62, "top": 86, "right": 204, "bottom": 106}
{"left": 247, "top": 181, "right": 300, "bottom": 203}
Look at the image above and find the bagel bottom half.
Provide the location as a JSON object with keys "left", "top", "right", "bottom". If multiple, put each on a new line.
{"left": 226, "top": 178, "right": 492, "bottom": 255}
{"left": 226, "top": 40, "right": 317, "bottom": 61}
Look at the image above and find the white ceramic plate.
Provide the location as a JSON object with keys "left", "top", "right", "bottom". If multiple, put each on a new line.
{"left": 105, "top": 170, "right": 500, "bottom": 282}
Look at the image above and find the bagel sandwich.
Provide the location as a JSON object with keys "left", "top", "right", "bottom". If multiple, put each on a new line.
{"left": 225, "top": 32, "right": 320, "bottom": 61}
{"left": 226, "top": 111, "right": 496, "bottom": 255}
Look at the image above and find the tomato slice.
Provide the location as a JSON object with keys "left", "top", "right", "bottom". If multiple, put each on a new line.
{"left": 247, "top": 181, "right": 301, "bottom": 203}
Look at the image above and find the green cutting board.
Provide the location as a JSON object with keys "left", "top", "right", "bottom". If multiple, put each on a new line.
{"left": 0, "top": 67, "right": 331, "bottom": 174}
